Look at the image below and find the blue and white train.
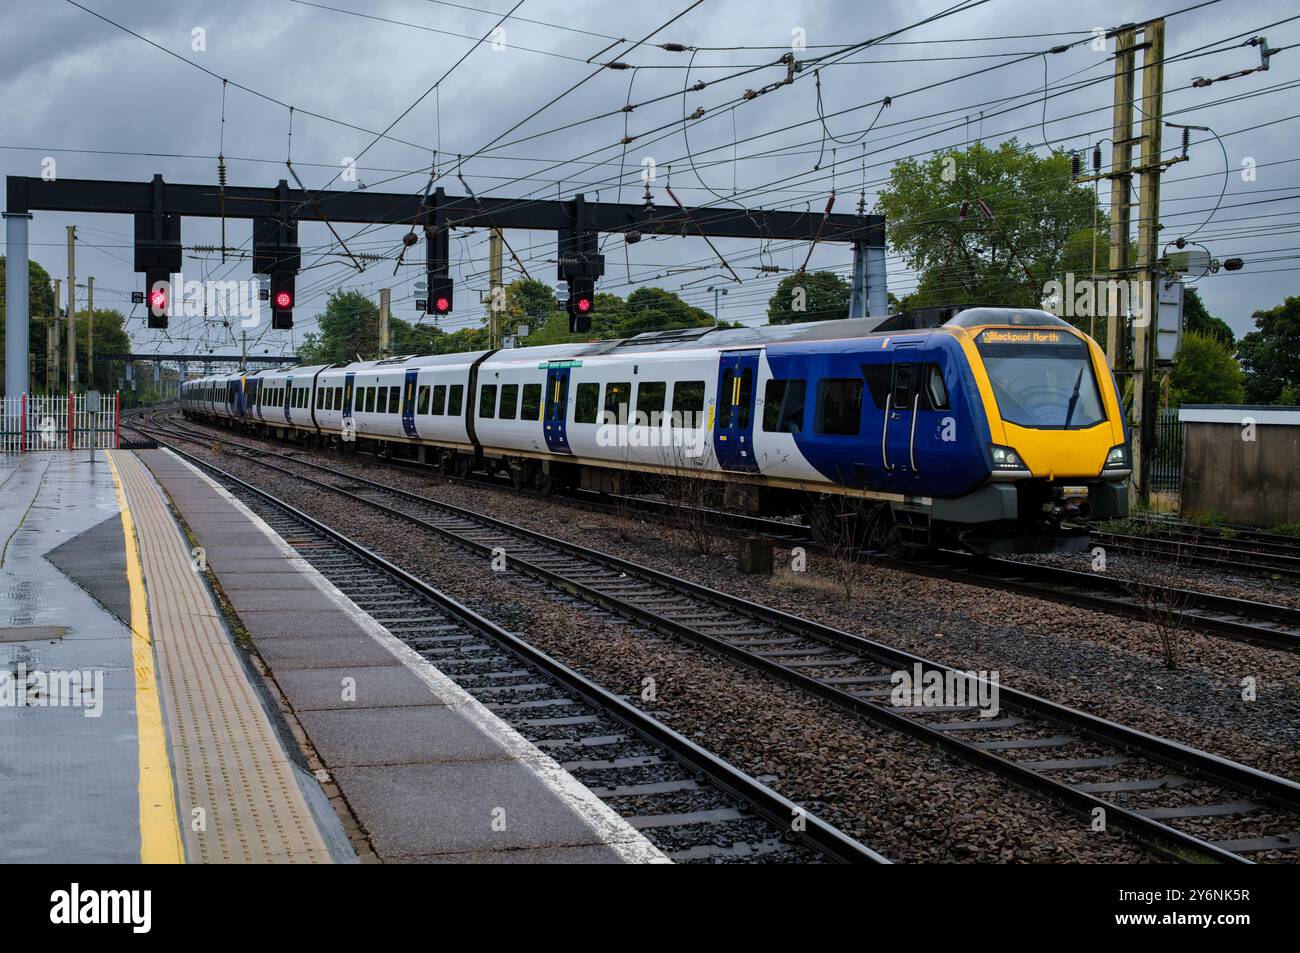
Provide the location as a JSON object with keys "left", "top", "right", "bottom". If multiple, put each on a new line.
{"left": 180, "top": 307, "right": 1131, "bottom": 551}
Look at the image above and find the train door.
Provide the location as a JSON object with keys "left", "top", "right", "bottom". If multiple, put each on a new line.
{"left": 883, "top": 345, "right": 922, "bottom": 478}
{"left": 226, "top": 378, "right": 241, "bottom": 417}
{"left": 283, "top": 375, "right": 294, "bottom": 424}
{"left": 712, "top": 350, "right": 760, "bottom": 472}
{"left": 341, "top": 372, "right": 356, "bottom": 442}
{"left": 402, "top": 368, "right": 419, "bottom": 438}
{"left": 249, "top": 378, "right": 261, "bottom": 420}
{"left": 543, "top": 366, "right": 572, "bottom": 454}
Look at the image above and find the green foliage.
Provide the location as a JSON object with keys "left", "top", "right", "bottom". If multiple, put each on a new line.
{"left": 1237, "top": 295, "right": 1300, "bottom": 404}
{"left": 1182, "top": 287, "right": 1233, "bottom": 345}
{"left": 520, "top": 282, "right": 712, "bottom": 346}
{"left": 296, "top": 290, "right": 381, "bottom": 365}
{"left": 619, "top": 286, "right": 714, "bottom": 335}
{"left": 0, "top": 257, "right": 59, "bottom": 391}
{"left": 1169, "top": 331, "right": 1244, "bottom": 404}
{"left": 876, "top": 140, "right": 1101, "bottom": 310}
{"left": 74, "top": 308, "right": 132, "bottom": 393}
{"left": 766, "top": 271, "right": 851, "bottom": 324}
{"left": 297, "top": 281, "right": 717, "bottom": 361}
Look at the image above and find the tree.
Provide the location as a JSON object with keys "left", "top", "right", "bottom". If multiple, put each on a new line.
{"left": 876, "top": 139, "right": 1099, "bottom": 310}
{"left": 524, "top": 285, "right": 711, "bottom": 345}
{"left": 1236, "top": 296, "right": 1300, "bottom": 404}
{"left": 766, "top": 271, "right": 851, "bottom": 324}
{"left": 1182, "top": 286, "right": 1234, "bottom": 346}
{"left": 74, "top": 308, "right": 131, "bottom": 393}
{"left": 297, "top": 290, "right": 381, "bottom": 365}
{"left": 0, "top": 257, "right": 58, "bottom": 392}
{"left": 504, "top": 278, "right": 563, "bottom": 338}
{"left": 620, "top": 286, "right": 714, "bottom": 336}
{"left": 1169, "top": 331, "right": 1244, "bottom": 404}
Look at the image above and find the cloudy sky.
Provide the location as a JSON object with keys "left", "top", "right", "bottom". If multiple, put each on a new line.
{"left": 2, "top": 0, "right": 1296, "bottom": 360}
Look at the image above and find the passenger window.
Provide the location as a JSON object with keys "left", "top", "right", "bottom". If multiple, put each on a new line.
{"left": 925, "top": 364, "right": 949, "bottom": 410}
{"left": 390, "top": 385, "right": 401, "bottom": 413}
{"left": 521, "top": 383, "right": 542, "bottom": 421}
{"left": 479, "top": 384, "right": 497, "bottom": 419}
{"left": 670, "top": 381, "right": 705, "bottom": 426}
{"left": 737, "top": 368, "right": 754, "bottom": 429}
{"left": 718, "top": 368, "right": 735, "bottom": 428}
{"left": 816, "top": 378, "right": 864, "bottom": 436}
{"left": 448, "top": 384, "right": 464, "bottom": 416}
{"left": 432, "top": 384, "right": 447, "bottom": 415}
{"left": 892, "top": 363, "right": 916, "bottom": 409}
{"left": 861, "top": 364, "right": 891, "bottom": 409}
{"left": 762, "top": 379, "right": 806, "bottom": 433}
{"left": 377, "top": 387, "right": 389, "bottom": 414}
{"left": 500, "top": 384, "right": 519, "bottom": 420}
{"left": 574, "top": 382, "right": 599, "bottom": 423}
{"left": 635, "top": 381, "right": 666, "bottom": 424}
{"left": 365, "top": 387, "right": 376, "bottom": 413}
{"left": 604, "top": 382, "right": 631, "bottom": 423}
{"left": 417, "top": 385, "right": 430, "bottom": 415}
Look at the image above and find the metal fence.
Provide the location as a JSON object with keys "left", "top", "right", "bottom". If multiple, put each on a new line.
{"left": 1149, "top": 407, "right": 1183, "bottom": 493}
{"left": 0, "top": 393, "right": 120, "bottom": 453}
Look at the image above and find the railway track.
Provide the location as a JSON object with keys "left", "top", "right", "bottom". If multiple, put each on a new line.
{"left": 1121, "top": 515, "right": 1300, "bottom": 554}
{"left": 131, "top": 432, "right": 885, "bottom": 865}
{"left": 133, "top": 415, "right": 1300, "bottom": 863}
{"left": 1092, "top": 529, "right": 1300, "bottom": 579}
{"left": 142, "top": 410, "right": 1300, "bottom": 652}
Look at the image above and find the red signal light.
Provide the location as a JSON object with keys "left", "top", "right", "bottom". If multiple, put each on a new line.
{"left": 274, "top": 290, "right": 293, "bottom": 309}
{"left": 149, "top": 288, "right": 167, "bottom": 310}
{"left": 576, "top": 296, "right": 592, "bottom": 313}
{"left": 435, "top": 296, "right": 451, "bottom": 313}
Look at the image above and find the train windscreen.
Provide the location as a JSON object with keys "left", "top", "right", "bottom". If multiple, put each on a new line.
{"left": 974, "top": 328, "right": 1105, "bottom": 429}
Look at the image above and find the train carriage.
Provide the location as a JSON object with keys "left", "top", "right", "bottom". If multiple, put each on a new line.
{"left": 181, "top": 306, "right": 1130, "bottom": 552}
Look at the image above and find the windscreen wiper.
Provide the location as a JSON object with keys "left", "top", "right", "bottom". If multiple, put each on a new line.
{"left": 1063, "top": 367, "right": 1084, "bottom": 428}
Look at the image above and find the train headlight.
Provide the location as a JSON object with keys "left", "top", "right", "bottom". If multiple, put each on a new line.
{"left": 989, "top": 444, "right": 1027, "bottom": 472}
{"left": 1103, "top": 444, "right": 1130, "bottom": 471}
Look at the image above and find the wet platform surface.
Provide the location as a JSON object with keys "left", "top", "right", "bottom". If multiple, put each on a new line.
{"left": 0, "top": 453, "right": 140, "bottom": 862}
{"left": 0, "top": 450, "right": 347, "bottom": 863}
{"left": 0, "top": 447, "right": 663, "bottom": 863}
{"left": 136, "top": 449, "right": 664, "bottom": 863}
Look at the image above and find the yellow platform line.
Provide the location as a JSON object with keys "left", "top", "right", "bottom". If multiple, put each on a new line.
{"left": 106, "top": 451, "right": 185, "bottom": 864}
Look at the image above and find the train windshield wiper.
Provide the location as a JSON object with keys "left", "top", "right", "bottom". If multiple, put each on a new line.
{"left": 1062, "top": 367, "right": 1084, "bottom": 429}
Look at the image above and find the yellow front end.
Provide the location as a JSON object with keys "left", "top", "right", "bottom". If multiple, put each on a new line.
{"left": 948, "top": 322, "right": 1127, "bottom": 480}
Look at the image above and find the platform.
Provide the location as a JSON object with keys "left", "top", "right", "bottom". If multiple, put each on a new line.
{"left": 0, "top": 448, "right": 664, "bottom": 864}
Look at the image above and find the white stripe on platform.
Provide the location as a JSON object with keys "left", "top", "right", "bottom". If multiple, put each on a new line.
{"left": 166, "top": 449, "right": 670, "bottom": 864}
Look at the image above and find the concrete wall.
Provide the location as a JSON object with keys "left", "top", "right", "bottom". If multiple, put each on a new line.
{"left": 1180, "top": 420, "right": 1300, "bottom": 527}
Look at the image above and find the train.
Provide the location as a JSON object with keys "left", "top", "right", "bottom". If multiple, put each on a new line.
{"left": 180, "top": 306, "right": 1131, "bottom": 552}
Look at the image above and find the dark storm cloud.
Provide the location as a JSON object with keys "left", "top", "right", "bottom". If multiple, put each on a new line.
{"left": 2, "top": 0, "right": 1296, "bottom": 355}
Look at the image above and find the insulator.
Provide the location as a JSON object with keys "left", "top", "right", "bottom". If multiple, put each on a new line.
{"left": 1092, "top": 143, "right": 1102, "bottom": 171}
{"left": 217, "top": 154, "right": 228, "bottom": 187}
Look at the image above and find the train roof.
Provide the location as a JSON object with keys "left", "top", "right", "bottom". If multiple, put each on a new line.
{"left": 183, "top": 307, "right": 1068, "bottom": 385}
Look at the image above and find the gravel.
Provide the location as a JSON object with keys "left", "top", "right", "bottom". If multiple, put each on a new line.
{"left": 136, "top": 416, "right": 1173, "bottom": 863}
{"left": 1022, "top": 548, "right": 1300, "bottom": 610}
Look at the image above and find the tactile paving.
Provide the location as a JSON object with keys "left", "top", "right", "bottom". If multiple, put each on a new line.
{"left": 110, "top": 451, "right": 332, "bottom": 864}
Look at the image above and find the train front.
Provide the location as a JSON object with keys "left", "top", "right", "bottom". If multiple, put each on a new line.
{"left": 945, "top": 307, "right": 1130, "bottom": 551}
